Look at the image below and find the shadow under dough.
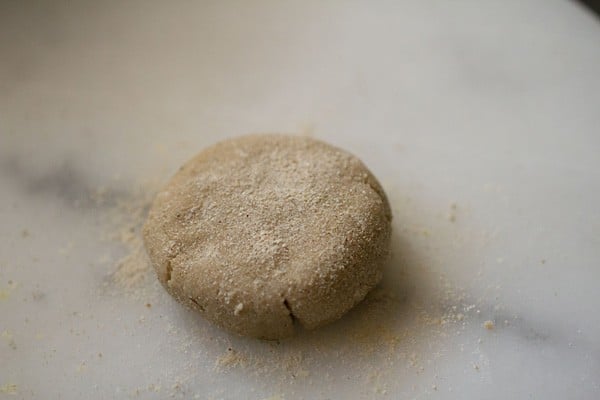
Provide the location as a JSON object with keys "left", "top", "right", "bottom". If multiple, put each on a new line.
{"left": 174, "top": 228, "right": 436, "bottom": 363}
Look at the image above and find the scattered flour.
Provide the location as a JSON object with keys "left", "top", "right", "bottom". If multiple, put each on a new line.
{"left": 100, "top": 172, "right": 491, "bottom": 398}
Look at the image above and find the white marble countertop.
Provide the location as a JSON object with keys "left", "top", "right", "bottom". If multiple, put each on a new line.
{"left": 1, "top": 1, "right": 599, "bottom": 399}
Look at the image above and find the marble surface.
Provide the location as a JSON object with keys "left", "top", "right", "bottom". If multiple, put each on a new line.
{"left": 1, "top": 1, "right": 600, "bottom": 399}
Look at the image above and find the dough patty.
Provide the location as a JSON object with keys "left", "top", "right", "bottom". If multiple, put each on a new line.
{"left": 143, "top": 134, "right": 392, "bottom": 339}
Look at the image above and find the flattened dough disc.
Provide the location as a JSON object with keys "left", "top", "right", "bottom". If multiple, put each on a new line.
{"left": 143, "top": 134, "right": 392, "bottom": 339}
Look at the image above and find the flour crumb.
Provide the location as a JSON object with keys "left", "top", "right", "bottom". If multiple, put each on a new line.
{"left": 0, "top": 280, "right": 18, "bottom": 301}
{"left": 0, "top": 383, "right": 17, "bottom": 395}
{"left": 483, "top": 320, "right": 495, "bottom": 330}
{"left": 234, "top": 303, "right": 244, "bottom": 316}
{"left": 261, "top": 396, "right": 284, "bottom": 400}
{"left": 215, "top": 348, "right": 248, "bottom": 369}
{"left": 113, "top": 245, "right": 150, "bottom": 289}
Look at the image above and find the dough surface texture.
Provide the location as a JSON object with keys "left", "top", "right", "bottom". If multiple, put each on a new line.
{"left": 143, "top": 134, "right": 392, "bottom": 339}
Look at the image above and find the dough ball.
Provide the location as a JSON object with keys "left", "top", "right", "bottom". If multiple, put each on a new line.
{"left": 143, "top": 134, "right": 392, "bottom": 339}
